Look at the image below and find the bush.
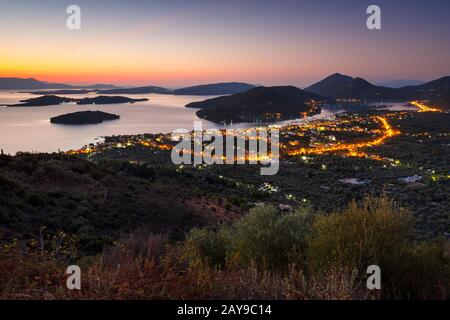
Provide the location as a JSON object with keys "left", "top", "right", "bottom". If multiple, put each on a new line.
{"left": 308, "top": 196, "right": 412, "bottom": 274}
{"left": 190, "top": 205, "right": 313, "bottom": 269}
{"left": 382, "top": 241, "right": 450, "bottom": 299}
{"left": 307, "top": 196, "right": 449, "bottom": 299}
{"left": 188, "top": 227, "right": 230, "bottom": 267}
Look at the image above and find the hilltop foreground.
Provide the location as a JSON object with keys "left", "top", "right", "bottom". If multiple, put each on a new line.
{"left": 0, "top": 108, "right": 449, "bottom": 299}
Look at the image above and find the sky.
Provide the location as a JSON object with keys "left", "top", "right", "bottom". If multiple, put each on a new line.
{"left": 1, "top": 0, "right": 449, "bottom": 88}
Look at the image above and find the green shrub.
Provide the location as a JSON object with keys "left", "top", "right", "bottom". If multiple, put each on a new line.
{"left": 188, "top": 227, "right": 231, "bottom": 266}
{"left": 382, "top": 241, "right": 450, "bottom": 299}
{"left": 308, "top": 196, "right": 412, "bottom": 275}
{"left": 190, "top": 205, "right": 313, "bottom": 269}
{"left": 230, "top": 205, "right": 312, "bottom": 268}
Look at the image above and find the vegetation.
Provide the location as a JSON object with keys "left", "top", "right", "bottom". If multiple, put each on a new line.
{"left": 1, "top": 197, "right": 448, "bottom": 300}
{"left": 0, "top": 108, "right": 448, "bottom": 299}
{"left": 0, "top": 153, "right": 236, "bottom": 253}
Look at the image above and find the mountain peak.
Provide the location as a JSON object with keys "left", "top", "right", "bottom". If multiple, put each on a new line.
{"left": 327, "top": 73, "right": 353, "bottom": 80}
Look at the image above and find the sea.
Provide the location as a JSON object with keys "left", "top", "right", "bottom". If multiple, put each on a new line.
{"left": 0, "top": 91, "right": 415, "bottom": 154}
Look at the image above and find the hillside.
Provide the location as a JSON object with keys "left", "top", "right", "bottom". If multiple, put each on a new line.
{"left": 406, "top": 76, "right": 450, "bottom": 109}
{"left": 0, "top": 154, "right": 242, "bottom": 253}
{"left": 187, "top": 86, "right": 322, "bottom": 123}
{"left": 174, "top": 82, "right": 255, "bottom": 95}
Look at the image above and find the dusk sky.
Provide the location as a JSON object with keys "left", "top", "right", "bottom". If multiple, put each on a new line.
{"left": 1, "top": 0, "right": 449, "bottom": 87}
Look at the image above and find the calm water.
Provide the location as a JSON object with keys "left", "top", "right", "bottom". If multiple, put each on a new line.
{"left": 0, "top": 91, "right": 239, "bottom": 154}
{"left": 0, "top": 91, "right": 414, "bottom": 154}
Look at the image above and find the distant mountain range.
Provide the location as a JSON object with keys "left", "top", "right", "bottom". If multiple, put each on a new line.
{"left": 305, "top": 73, "right": 450, "bottom": 109}
{"left": 173, "top": 82, "right": 256, "bottom": 95}
{"left": 96, "top": 86, "right": 172, "bottom": 95}
{"left": 0, "top": 77, "right": 116, "bottom": 90}
{"left": 98, "top": 82, "right": 256, "bottom": 96}
{"left": 2, "top": 79, "right": 257, "bottom": 97}
{"left": 376, "top": 79, "right": 424, "bottom": 88}
{"left": 3, "top": 76, "right": 449, "bottom": 111}
{"left": 187, "top": 86, "right": 322, "bottom": 123}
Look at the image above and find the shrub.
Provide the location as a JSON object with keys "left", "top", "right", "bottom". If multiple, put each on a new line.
{"left": 190, "top": 205, "right": 313, "bottom": 269}
{"left": 188, "top": 227, "right": 230, "bottom": 267}
{"left": 308, "top": 196, "right": 412, "bottom": 274}
{"left": 307, "top": 196, "right": 449, "bottom": 299}
{"left": 382, "top": 241, "right": 450, "bottom": 299}
{"left": 230, "top": 205, "right": 313, "bottom": 268}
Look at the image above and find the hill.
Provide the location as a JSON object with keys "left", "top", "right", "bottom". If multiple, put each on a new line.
{"left": 305, "top": 73, "right": 401, "bottom": 100}
{"left": 76, "top": 96, "right": 148, "bottom": 105}
{"left": 5, "top": 95, "right": 78, "bottom": 107}
{"left": 0, "top": 153, "right": 235, "bottom": 253}
{"left": 174, "top": 82, "right": 256, "bottom": 95}
{"left": 27, "top": 89, "right": 92, "bottom": 95}
{"left": 0, "top": 78, "right": 73, "bottom": 90}
{"left": 187, "top": 86, "right": 322, "bottom": 123}
{"left": 96, "top": 86, "right": 172, "bottom": 95}
{"left": 409, "top": 76, "right": 450, "bottom": 109}
{"left": 377, "top": 79, "right": 424, "bottom": 88}
{"left": 50, "top": 111, "right": 120, "bottom": 125}
{"left": 305, "top": 74, "right": 450, "bottom": 108}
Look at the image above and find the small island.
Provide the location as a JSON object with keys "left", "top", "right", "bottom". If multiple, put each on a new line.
{"left": 50, "top": 111, "right": 120, "bottom": 125}
{"left": 6, "top": 95, "right": 78, "bottom": 107}
{"left": 96, "top": 86, "right": 172, "bottom": 95}
{"left": 76, "top": 96, "right": 148, "bottom": 105}
{"left": 26, "top": 89, "right": 92, "bottom": 95}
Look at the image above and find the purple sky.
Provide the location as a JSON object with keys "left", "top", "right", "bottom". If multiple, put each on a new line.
{"left": 1, "top": 0, "right": 449, "bottom": 87}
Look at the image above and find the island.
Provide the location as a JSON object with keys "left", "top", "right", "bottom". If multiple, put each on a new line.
{"left": 186, "top": 86, "right": 324, "bottom": 123}
{"left": 26, "top": 89, "right": 93, "bottom": 95}
{"left": 5, "top": 95, "right": 78, "bottom": 107}
{"left": 96, "top": 86, "right": 171, "bottom": 95}
{"left": 4, "top": 95, "right": 149, "bottom": 107}
{"left": 174, "top": 82, "right": 255, "bottom": 95}
{"left": 50, "top": 111, "right": 120, "bottom": 125}
{"left": 76, "top": 96, "right": 149, "bottom": 105}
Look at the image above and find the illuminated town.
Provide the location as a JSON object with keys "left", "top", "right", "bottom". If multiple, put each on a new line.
{"left": 67, "top": 100, "right": 438, "bottom": 163}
